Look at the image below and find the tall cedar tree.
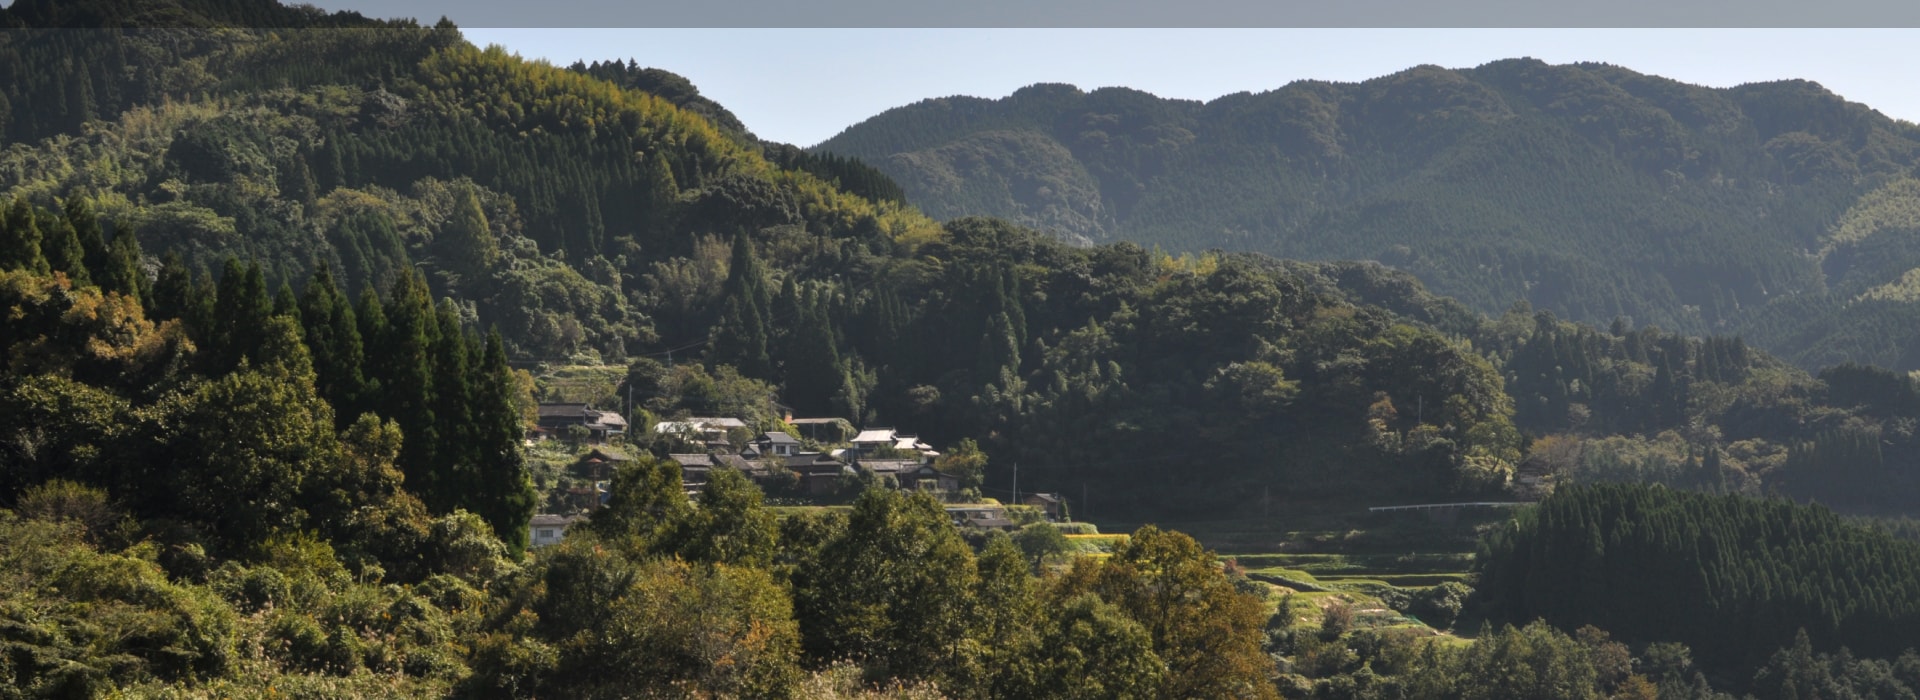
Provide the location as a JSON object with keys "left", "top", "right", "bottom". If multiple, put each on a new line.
{"left": 471, "top": 329, "right": 537, "bottom": 556}
{"left": 272, "top": 282, "right": 298, "bottom": 318}
{"left": 41, "top": 206, "right": 87, "bottom": 286}
{"left": 372, "top": 271, "right": 440, "bottom": 509}
{"left": 0, "top": 198, "right": 47, "bottom": 273}
{"left": 710, "top": 233, "right": 772, "bottom": 378}
{"left": 209, "top": 259, "right": 272, "bottom": 374}
{"left": 425, "top": 301, "right": 476, "bottom": 514}
{"left": 352, "top": 287, "right": 389, "bottom": 403}
{"left": 149, "top": 252, "right": 194, "bottom": 322}
{"left": 67, "top": 199, "right": 111, "bottom": 290}
{"left": 439, "top": 185, "right": 498, "bottom": 285}
{"left": 299, "top": 264, "right": 370, "bottom": 425}
{"left": 642, "top": 149, "right": 677, "bottom": 237}
{"left": 784, "top": 289, "right": 844, "bottom": 417}
{"left": 103, "top": 220, "right": 146, "bottom": 304}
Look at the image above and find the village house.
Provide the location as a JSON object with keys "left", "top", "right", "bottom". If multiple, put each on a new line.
{"left": 529, "top": 514, "right": 586, "bottom": 547}
{"left": 787, "top": 452, "right": 850, "bottom": 495}
{"left": 654, "top": 417, "right": 748, "bottom": 451}
{"left": 670, "top": 452, "right": 786, "bottom": 495}
{"left": 850, "top": 428, "right": 939, "bottom": 460}
{"left": 1022, "top": 493, "right": 1067, "bottom": 521}
{"left": 573, "top": 446, "right": 632, "bottom": 481}
{"left": 944, "top": 505, "right": 1016, "bottom": 531}
{"left": 858, "top": 458, "right": 920, "bottom": 482}
{"left": 903, "top": 463, "right": 962, "bottom": 493}
{"left": 535, "top": 403, "right": 628, "bottom": 443}
{"left": 668, "top": 453, "right": 713, "bottom": 494}
{"left": 742, "top": 431, "right": 800, "bottom": 458}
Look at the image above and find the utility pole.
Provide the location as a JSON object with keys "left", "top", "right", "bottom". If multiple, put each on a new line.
{"left": 1012, "top": 462, "right": 1019, "bottom": 506}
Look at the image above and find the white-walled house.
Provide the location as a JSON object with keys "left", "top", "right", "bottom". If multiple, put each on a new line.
{"left": 529, "top": 514, "right": 585, "bottom": 548}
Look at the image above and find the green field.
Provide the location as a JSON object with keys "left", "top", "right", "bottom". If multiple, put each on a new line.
{"left": 1091, "top": 504, "right": 1502, "bottom": 637}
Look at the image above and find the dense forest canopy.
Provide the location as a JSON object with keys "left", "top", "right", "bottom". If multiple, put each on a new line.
{"left": 816, "top": 70, "right": 1920, "bottom": 370}
{"left": 1478, "top": 484, "right": 1920, "bottom": 679}
{"left": 5, "top": 0, "right": 1920, "bottom": 518}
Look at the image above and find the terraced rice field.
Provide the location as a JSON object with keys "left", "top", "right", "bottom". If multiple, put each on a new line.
{"left": 1228, "top": 552, "right": 1475, "bottom": 588}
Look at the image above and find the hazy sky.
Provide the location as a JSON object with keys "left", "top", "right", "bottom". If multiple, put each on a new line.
{"left": 459, "top": 29, "right": 1920, "bottom": 148}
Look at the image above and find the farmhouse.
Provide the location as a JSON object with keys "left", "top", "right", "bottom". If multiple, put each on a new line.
{"left": 573, "top": 446, "right": 632, "bottom": 480}
{"left": 850, "top": 428, "right": 939, "bottom": 459}
{"left": 745, "top": 431, "right": 801, "bottom": 458}
{"left": 535, "top": 403, "right": 628, "bottom": 443}
{"left": 1022, "top": 492, "right": 1067, "bottom": 521}
{"left": 788, "top": 452, "right": 850, "bottom": 495}
{"left": 529, "top": 514, "right": 586, "bottom": 547}
{"left": 654, "top": 417, "right": 748, "bottom": 450}
{"left": 668, "top": 453, "right": 713, "bottom": 493}
{"left": 902, "top": 463, "right": 962, "bottom": 493}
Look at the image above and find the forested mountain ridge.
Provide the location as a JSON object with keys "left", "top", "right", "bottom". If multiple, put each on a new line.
{"left": 815, "top": 65, "right": 1920, "bottom": 369}
{"left": 0, "top": 0, "right": 938, "bottom": 365}
{"left": 0, "top": 0, "right": 1546, "bottom": 520}
{"left": 6, "top": 1, "right": 1920, "bottom": 517}
{"left": 11, "top": 4, "right": 1920, "bottom": 696}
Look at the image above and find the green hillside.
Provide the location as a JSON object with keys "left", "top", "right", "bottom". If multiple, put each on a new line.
{"left": 7, "top": 3, "right": 1920, "bottom": 517}
{"left": 817, "top": 64, "right": 1920, "bottom": 369}
{"left": 13, "top": 5, "right": 1920, "bottom": 697}
{"left": 0, "top": 2, "right": 938, "bottom": 364}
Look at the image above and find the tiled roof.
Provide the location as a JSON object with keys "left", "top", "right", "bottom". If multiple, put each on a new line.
{"left": 668, "top": 453, "right": 713, "bottom": 467}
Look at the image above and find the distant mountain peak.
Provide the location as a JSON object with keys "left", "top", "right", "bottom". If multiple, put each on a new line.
{"left": 817, "top": 58, "right": 1920, "bottom": 369}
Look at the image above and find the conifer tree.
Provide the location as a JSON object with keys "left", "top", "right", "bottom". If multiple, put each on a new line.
{"left": 784, "top": 291, "right": 844, "bottom": 417}
{"left": 425, "top": 301, "right": 476, "bottom": 513}
{"left": 353, "top": 287, "right": 389, "bottom": 400}
{"left": 41, "top": 207, "right": 87, "bottom": 286}
{"left": 282, "top": 150, "right": 318, "bottom": 206}
{"left": 469, "top": 329, "right": 536, "bottom": 556}
{"left": 67, "top": 198, "right": 110, "bottom": 288}
{"left": 102, "top": 227, "right": 146, "bottom": 304}
{"left": 148, "top": 252, "right": 194, "bottom": 322}
{"left": 299, "top": 264, "right": 369, "bottom": 424}
{"left": 710, "top": 233, "right": 772, "bottom": 377}
{"left": 210, "top": 259, "right": 273, "bottom": 373}
{"left": 375, "top": 271, "right": 441, "bottom": 509}
{"left": 770, "top": 275, "right": 801, "bottom": 375}
{"left": 0, "top": 198, "right": 48, "bottom": 273}
{"left": 978, "top": 311, "right": 1021, "bottom": 383}
{"left": 439, "top": 185, "right": 498, "bottom": 284}
{"left": 643, "top": 149, "right": 678, "bottom": 237}
{"left": 272, "top": 281, "right": 298, "bottom": 319}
